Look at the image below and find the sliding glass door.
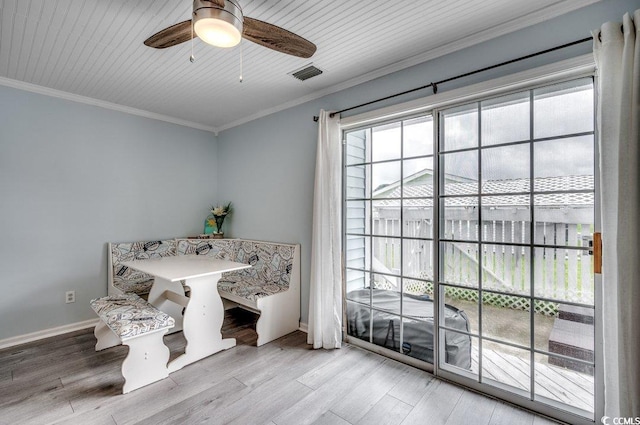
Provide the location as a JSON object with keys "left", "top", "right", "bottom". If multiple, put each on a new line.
{"left": 437, "top": 78, "right": 596, "bottom": 420}
{"left": 343, "top": 77, "right": 597, "bottom": 422}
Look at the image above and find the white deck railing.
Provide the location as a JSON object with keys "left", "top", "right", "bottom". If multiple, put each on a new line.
{"left": 369, "top": 218, "right": 594, "bottom": 306}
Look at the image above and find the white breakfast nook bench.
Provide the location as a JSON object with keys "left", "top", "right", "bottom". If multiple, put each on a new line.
{"left": 90, "top": 293, "right": 175, "bottom": 394}
{"left": 91, "top": 237, "right": 301, "bottom": 393}
{"left": 175, "top": 238, "right": 301, "bottom": 347}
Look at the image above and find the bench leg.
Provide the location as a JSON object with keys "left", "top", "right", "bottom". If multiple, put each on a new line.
{"left": 94, "top": 320, "right": 121, "bottom": 351}
{"left": 121, "top": 329, "right": 170, "bottom": 394}
{"left": 255, "top": 295, "right": 300, "bottom": 347}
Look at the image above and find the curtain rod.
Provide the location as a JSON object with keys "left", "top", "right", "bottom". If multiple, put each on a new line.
{"left": 312, "top": 36, "right": 593, "bottom": 122}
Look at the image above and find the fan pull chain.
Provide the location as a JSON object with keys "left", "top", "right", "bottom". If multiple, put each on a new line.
{"left": 190, "top": 19, "right": 195, "bottom": 63}
{"left": 239, "top": 40, "right": 243, "bottom": 83}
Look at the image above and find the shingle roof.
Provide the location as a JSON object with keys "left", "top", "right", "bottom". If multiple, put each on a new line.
{"left": 373, "top": 175, "right": 594, "bottom": 208}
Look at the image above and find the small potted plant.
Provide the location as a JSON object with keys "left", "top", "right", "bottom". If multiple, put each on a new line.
{"left": 209, "top": 202, "right": 232, "bottom": 238}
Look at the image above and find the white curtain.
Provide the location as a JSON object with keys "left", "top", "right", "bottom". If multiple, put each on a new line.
{"left": 593, "top": 9, "right": 640, "bottom": 417}
{"left": 308, "top": 110, "right": 342, "bottom": 349}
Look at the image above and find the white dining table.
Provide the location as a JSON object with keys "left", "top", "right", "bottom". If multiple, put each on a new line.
{"left": 122, "top": 255, "right": 250, "bottom": 372}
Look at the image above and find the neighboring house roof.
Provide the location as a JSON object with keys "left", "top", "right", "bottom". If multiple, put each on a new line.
{"left": 373, "top": 174, "right": 594, "bottom": 208}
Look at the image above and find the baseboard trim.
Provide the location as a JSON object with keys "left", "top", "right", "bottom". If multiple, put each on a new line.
{"left": 2, "top": 319, "right": 306, "bottom": 350}
{"left": 0, "top": 319, "right": 99, "bottom": 350}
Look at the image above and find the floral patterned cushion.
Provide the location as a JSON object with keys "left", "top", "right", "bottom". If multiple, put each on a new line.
{"left": 90, "top": 294, "right": 175, "bottom": 340}
{"left": 175, "top": 239, "right": 236, "bottom": 260}
{"left": 111, "top": 240, "right": 177, "bottom": 295}
{"left": 218, "top": 275, "right": 289, "bottom": 301}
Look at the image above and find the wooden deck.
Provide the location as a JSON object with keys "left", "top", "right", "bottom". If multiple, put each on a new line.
{"left": 471, "top": 346, "right": 594, "bottom": 414}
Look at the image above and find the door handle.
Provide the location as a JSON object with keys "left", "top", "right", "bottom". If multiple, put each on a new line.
{"left": 583, "top": 233, "right": 602, "bottom": 274}
{"left": 592, "top": 232, "right": 602, "bottom": 274}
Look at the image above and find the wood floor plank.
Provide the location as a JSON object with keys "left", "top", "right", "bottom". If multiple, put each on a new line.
{"left": 55, "top": 375, "right": 178, "bottom": 424}
{"left": 387, "top": 366, "right": 436, "bottom": 406}
{"left": 444, "top": 390, "right": 497, "bottom": 425}
{"left": 0, "top": 331, "right": 98, "bottom": 386}
{"left": 168, "top": 343, "right": 280, "bottom": 386}
{"left": 273, "top": 348, "right": 386, "bottom": 425}
{"left": 295, "top": 345, "right": 357, "bottom": 390}
{"left": 76, "top": 348, "right": 285, "bottom": 424}
{"left": 199, "top": 372, "right": 313, "bottom": 424}
{"left": 356, "top": 394, "right": 413, "bottom": 425}
{"left": 52, "top": 412, "right": 118, "bottom": 425}
{"left": 0, "top": 329, "right": 94, "bottom": 364}
{"left": 400, "top": 380, "right": 464, "bottom": 425}
{"left": 310, "top": 411, "right": 351, "bottom": 425}
{"left": 272, "top": 330, "right": 310, "bottom": 348}
{"left": 0, "top": 377, "right": 74, "bottom": 425}
{"left": 129, "top": 377, "right": 248, "bottom": 425}
{"left": 0, "top": 373, "right": 61, "bottom": 403}
{"left": 10, "top": 340, "right": 121, "bottom": 385}
{"left": 330, "top": 358, "right": 412, "bottom": 423}
{"left": 234, "top": 341, "right": 344, "bottom": 389}
{"left": 489, "top": 402, "right": 534, "bottom": 425}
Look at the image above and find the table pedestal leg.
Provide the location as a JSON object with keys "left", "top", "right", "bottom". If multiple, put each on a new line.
{"left": 168, "top": 274, "right": 235, "bottom": 372}
{"left": 148, "top": 277, "right": 185, "bottom": 334}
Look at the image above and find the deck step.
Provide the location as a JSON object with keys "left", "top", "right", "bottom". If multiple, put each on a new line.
{"left": 558, "top": 304, "right": 594, "bottom": 325}
{"left": 548, "top": 318, "right": 594, "bottom": 375}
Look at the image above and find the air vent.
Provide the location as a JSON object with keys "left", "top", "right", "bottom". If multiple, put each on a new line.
{"left": 290, "top": 64, "right": 323, "bottom": 81}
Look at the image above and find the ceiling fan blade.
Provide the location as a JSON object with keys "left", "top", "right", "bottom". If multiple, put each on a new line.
{"left": 144, "top": 20, "right": 195, "bottom": 49}
{"left": 242, "top": 17, "right": 316, "bottom": 58}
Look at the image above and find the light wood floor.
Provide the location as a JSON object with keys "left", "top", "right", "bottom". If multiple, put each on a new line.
{"left": 0, "top": 309, "right": 561, "bottom": 425}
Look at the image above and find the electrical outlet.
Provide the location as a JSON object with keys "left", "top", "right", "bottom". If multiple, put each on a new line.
{"left": 65, "top": 290, "right": 75, "bottom": 304}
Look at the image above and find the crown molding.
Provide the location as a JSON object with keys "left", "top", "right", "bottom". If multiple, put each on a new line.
{"left": 217, "top": 0, "right": 599, "bottom": 133}
{"left": 0, "top": 76, "right": 219, "bottom": 134}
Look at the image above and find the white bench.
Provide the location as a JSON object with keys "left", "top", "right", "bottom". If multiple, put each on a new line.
{"left": 176, "top": 239, "right": 301, "bottom": 346}
{"left": 90, "top": 294, "right": 175, "bottom": 393}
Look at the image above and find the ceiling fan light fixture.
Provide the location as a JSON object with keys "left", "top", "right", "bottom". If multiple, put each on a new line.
{"left": 193, "top": 0, "right": 243, "bottom": 48}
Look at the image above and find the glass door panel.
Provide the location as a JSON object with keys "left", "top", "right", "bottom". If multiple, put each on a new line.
{"left": 437, "top": 78, "right": 596, "bottom": 420}
{"left": 344, "top": 115, "right": 435, "bottom": 364}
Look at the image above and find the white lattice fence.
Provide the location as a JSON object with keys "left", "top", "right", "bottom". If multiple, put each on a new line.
{"left": 378, "top": 278, "right": 559, "bottom": 316}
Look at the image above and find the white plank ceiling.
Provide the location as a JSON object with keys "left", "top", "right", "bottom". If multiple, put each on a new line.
{"left": 0, "top": 0, "right": 599, "bottom": 132}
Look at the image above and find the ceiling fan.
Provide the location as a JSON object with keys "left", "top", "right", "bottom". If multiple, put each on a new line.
{"left": 144, "top": 0, "right": 316, "bottom": 59}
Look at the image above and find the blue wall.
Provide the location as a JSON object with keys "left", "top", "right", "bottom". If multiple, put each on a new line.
{"left": 216, "top": 0, "right": 638, "bottom": 326}
{"left": 0, "top": 86, "right": 218, "bottom": 340}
